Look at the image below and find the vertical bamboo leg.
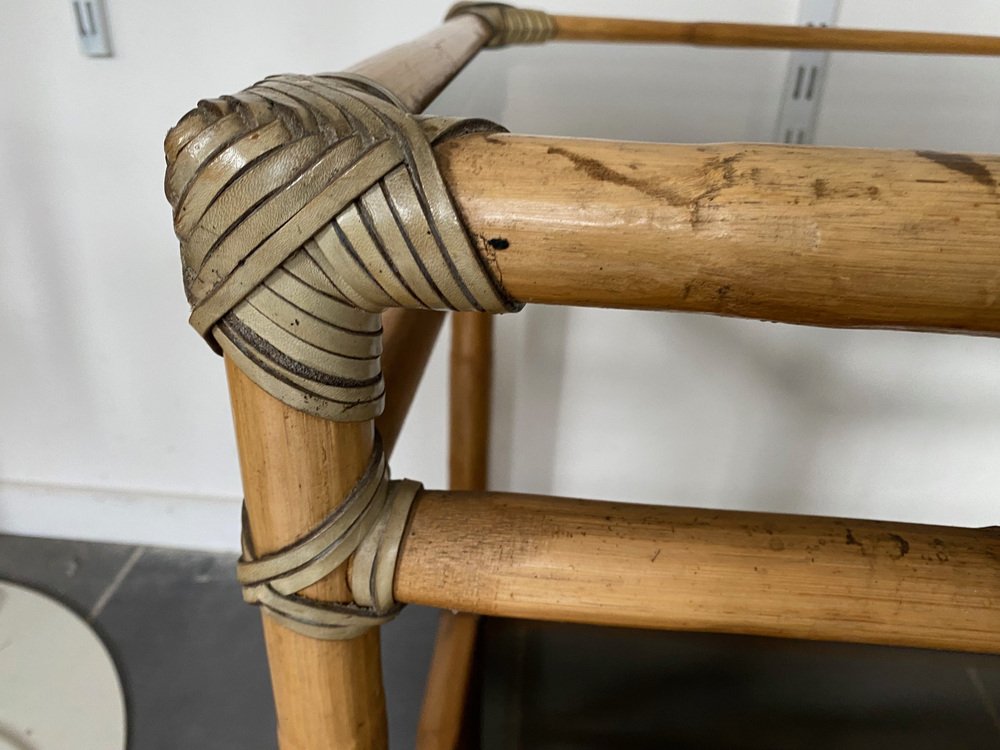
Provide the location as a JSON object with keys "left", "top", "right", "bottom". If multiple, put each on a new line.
{"left": 227, "top": 359, "right": 385, "bottom": 750}
{"left": 177, "top": 14, "right": 493, "bottom": 750}
{"left": 447, "top": 313, "right": 493, "bottom": 491}
{"left": 416, "top": 612, "right": 480, "bottom": 749}
{"left": 227, "top": 308, "right": 445, "bottom": 748}
{"left": 379, "top": 309, "right": 447, "bottom": 458}
{"left": 416, "top": 312, "right": 494, "bottom": 749}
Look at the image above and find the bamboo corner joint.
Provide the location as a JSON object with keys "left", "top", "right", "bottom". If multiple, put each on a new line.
{"left": 446, "top": 2, "right": 555, "bottom": 47}
{"left": 237, "top": 437, "right": 423, "bottom": 639}
{"left": 163, "top": 69, "right": 520, "bottom": 637}
{"left": 161, "top": 1, "right": 552, "bottom": 643}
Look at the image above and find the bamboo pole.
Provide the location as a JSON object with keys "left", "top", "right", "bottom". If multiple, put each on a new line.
{"left": 378, "top": 309, "right": 446, "bottom": 459}
{"left": 551, "top": 15, "right": 1000, "bottom": 56}
{"left": 222, "top": 17, "right": 492, "bottom": 750}
{"left": 226, "top": 312, "right": 443, "bottom": 749}
{"left": 416, "top": 313, "right": 494, "bottom": 749}
{"left": 396, "top": 491, "right": 1000, "bottom": 654}
{"left": 227, "top": 360, "right": 383, "bottom": 749}
{"left": 416, "top": 609, "right": 480, "bottom": 750}
{"left": 438, "top": 134, "right": 1000, "bottom": 335}
{"left": 348, "top": 14, "right": 491, "bottom": 113}
{"left": 447, "top": 313, "right": 493, "bottom": 491}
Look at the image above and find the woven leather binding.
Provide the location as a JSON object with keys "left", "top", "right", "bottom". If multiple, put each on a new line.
{"left": 164, "top": 73, "right": 519, "bottom": 422}
{"left": 236, "top": 434, "right": 421, "bottom": 640}
{"left": 446, "top": 2, "right": 556, "bottom": 47}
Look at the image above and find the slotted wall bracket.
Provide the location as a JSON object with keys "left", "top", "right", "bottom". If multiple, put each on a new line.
{"left": 72, "top": 0, "right": 112, "bottom": 58}
{"left": 773, "top": 0, "right": 840, "bottom": 144}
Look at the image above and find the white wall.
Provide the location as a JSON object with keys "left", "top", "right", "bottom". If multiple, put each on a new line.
{"left": 1, "top": 1, "right": 998, "bottom": 551}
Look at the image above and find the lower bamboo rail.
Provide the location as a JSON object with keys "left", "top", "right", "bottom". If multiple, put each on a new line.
{"left": 439, "top": 135, "right": 1000, "bottom": 335}
{"left": 396, "top": 491, "right": 1000, "bottom": 654}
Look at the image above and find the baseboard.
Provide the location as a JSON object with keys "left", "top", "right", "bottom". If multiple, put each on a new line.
{"left": 0, "top": 480, "right": 242, "bottom": 553}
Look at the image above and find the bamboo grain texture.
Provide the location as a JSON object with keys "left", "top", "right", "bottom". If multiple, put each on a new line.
{"left": 396, "top": 491, "right": 1000, "bottom": 654}
{"left": 438, "top": 134, "right": 1000, "bottom": 335}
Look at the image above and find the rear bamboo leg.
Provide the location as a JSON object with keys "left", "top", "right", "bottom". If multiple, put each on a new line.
{"left": 416, "top": 312, "right": 494, "bottom": 749}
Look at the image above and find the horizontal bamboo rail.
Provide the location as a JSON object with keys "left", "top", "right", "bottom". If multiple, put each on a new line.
{"left": 438, "top": 134, "right": 1000, "bottom": 335}
{"left": 552, "top": 15, "right": 1000, "bottom": 56}
{"left": 348, "top": 13, "right": 490, "bottom": 113}
{"left": 396, "top": 491, "right": 1000, "bottom": 654}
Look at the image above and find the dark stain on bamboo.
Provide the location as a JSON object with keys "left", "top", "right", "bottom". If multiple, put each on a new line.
{"left": 703, "top": 153, "right": 741, "bottom": 184}
{"left": 546, "top": 146, "right": 748, "bottom": 230}
{"left": 886, "top": 533, "right": 910, "bottom": 558}
{"left": 916, "top": 150, "right": 997, "bottom": 189}
{"left": 933, "top": 538, "right": 950, "bottom": 563}
{"left": 845, "top": 528, "right": 910, "bottom": 559}
{"left": 546, "top": 145, "right": 688, "bottom": 205}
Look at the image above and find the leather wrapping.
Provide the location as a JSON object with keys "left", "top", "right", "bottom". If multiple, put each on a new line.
{"left": 237, "top": 434, "right": 422, "bottom": 640}
{"left": 446, "top": 2, "right": 556, "bottom": 47}
{"left": 165, "top": 73, "right": 519, "bottom": 422}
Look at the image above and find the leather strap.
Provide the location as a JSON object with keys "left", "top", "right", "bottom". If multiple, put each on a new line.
{"left": 237, "top": 433, "right": 422, "bottom": 640}
{"left": 445, "top": 2, "right": 556, "bottom": 47}
{"left": 164, "top": 73, "right": 520, "bottom": 422}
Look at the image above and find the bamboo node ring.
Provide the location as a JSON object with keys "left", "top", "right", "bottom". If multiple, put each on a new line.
{"left": 164, "top": 73, "right": 520, "bottom": 423}
{"left": 237, "top": 432, "right": 421, "bottom": 639}
{"left": 445, "top": 2, "right": 555, "bottom": 48}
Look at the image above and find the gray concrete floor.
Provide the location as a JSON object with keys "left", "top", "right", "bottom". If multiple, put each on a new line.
{"left": 2, "top": 533, "right": 999, "bottom": 749}
{"left": 0, "top": 534, "right": 437, "bottom": 749}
